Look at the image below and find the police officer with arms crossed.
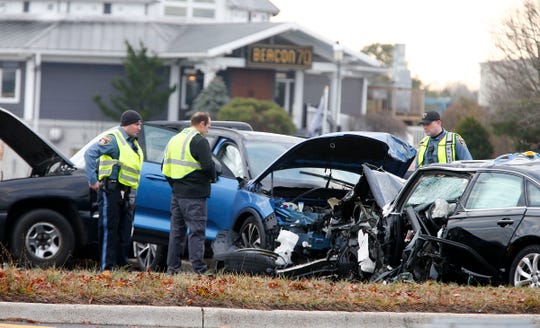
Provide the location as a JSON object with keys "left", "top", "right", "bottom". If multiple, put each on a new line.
{"left": 85, "top": 110, "right": 144, "bottom": 271}
{"left": 162, "top": 111, "right": 216, "bottom": 275}
{"left": 416, "top": 110, "right": 472, "bottom": 167}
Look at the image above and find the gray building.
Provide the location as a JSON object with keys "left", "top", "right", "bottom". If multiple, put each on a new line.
{"left": 0, "top": 0, "right": 387, "bottom": 154}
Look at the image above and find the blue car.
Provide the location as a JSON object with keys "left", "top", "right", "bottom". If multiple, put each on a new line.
{"left": 131, "top": 123, "right": 303, "bottom": 270}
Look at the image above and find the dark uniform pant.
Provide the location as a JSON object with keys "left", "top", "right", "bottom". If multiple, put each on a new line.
{"left": 98, "top": 184, "right": 133, "bottom": 271}
{"left": 167, "top": 196, "right": 207, "bottom": 274}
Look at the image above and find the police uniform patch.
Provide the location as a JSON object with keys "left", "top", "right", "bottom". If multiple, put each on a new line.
{"left": 98, "top": 136, "right": 112, "bottom": 145}
{"left": 458, "top": 137, "right": 465, "bottom": 145}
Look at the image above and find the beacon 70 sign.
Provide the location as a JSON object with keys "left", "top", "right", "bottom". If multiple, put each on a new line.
{"left": 247, "top": 44, "right": 313, "bottom": 69}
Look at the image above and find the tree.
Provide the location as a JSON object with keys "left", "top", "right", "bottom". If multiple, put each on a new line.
{"left": 189, "top": 76, "right": 230, "bottom": 117}
{"left": 455, "top": 117, "right": 493, "bottom": 160}
{"left": 93, "top": 41, "right": 176, "bottom": 120}
{"left": 361, "top": 43, "right": 394, "bottom": 84}
{"left": 361, "top": 43, "right": 394, "bottom": 66}
{"left": 441, "top": 98, "right": 487, "bottom": 131}
{"left": 487, "top": 0, "right": 540, "bottom": 151}
{"left": 218, "top": 98, "right": 296, "bottom": 135}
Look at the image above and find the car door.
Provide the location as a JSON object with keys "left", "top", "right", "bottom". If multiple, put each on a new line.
{"left": 443, "top": 171, "right": 526, "bottom": 275}
{"left": 133, "top": 125, "right": 176, "bottom": 236}
{"left": 134, "top": 125, "right": 241, "bottom": 242}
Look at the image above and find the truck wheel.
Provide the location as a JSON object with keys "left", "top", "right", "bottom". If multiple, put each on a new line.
{"left": 10, "top": 209, "right": 75, "bottom": 268}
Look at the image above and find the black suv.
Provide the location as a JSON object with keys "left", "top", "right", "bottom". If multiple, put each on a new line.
{"left": 0, "top": 107, "right": 97, "bottom": 267}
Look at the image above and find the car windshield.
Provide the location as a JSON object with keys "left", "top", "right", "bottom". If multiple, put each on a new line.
{"left": 245, "top": 139, "right": 299, "bottom": 177}
{"left": 70, "top": 126, "right": 117, "bottom": 169}
{"left": 404, "top": 173, "right": 469, "bottom": 207}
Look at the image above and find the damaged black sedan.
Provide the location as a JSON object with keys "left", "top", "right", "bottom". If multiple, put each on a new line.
{"left": 213, "top": 144, "right": 540, "bottom": 287}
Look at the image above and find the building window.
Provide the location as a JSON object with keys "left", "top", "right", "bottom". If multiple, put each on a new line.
{"left": 0, "top": 68, "right": 21, "bottom": 103}
{"left": 164, "top": 6, "right": 186, "bottom": 16}
{"left": 23, "top": 1, "right": 30, "bottom": 12}
{"left": 193, "top": 8, "right": 214, "bottom": 18}
{"left": 103, "top": 3, "right": 111, "bottom": 14}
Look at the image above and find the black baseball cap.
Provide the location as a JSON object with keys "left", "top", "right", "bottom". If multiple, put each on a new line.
{"left": 419, "top": 111, "right": 441, "bottom": 125}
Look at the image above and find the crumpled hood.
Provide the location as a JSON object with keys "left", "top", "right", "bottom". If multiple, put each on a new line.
{"left": 0, "top": 107, "right": 73, "bottom": 176}
{"left": 252, "top": 131, "right": 416, "bottom": 183}
{"left": 362, "top": 163, "right": 406, "bottom": 208}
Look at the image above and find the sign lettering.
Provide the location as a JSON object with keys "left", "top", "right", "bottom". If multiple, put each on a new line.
{"left": 248, "top": 44, "right": 313, "bottom": 69}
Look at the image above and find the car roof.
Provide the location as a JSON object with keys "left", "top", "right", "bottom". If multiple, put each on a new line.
{"left": 417, "top": 155, "right": 540, "bottom": 182}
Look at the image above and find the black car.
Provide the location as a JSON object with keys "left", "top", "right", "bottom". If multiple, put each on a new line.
{"left": 213, "top": 151, "right": 540, "bottom": 288}
{"left": 0, "top": 107, "right": 97, "bottom": 267}
{"left": 379, "top": 153, "right": 540, "bottom": 287}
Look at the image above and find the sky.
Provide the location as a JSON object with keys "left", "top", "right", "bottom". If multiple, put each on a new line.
{"left": 269, "top": 0, "right": 523, "bottom": 91}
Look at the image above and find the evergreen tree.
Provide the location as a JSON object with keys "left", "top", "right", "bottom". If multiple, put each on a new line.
{"left": 456, "top": 117, "right": 493, "bottom": 160}
{"left": 218, "top": 97, "right": 296, "bottom": 135}
{"left": 189, "top": 76, "right": 230, "bottom": 117}
{"left": 93, "top": 41, "right": 176, "bottom": 120}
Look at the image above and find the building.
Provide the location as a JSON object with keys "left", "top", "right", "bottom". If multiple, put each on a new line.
{"left": 0, "top": 0, "right": 388, "bottom": 154}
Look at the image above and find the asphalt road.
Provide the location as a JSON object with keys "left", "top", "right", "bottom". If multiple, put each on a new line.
{"left": 1, "top": 302, "right": 540, "bottom": 328}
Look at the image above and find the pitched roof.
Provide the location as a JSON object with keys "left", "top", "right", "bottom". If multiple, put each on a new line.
{"left": 0, "top": 18, "right": 384, "bottom": 69}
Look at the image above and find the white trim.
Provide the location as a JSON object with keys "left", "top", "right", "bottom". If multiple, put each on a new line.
{"left": 168, "top": 63, "right": 180, "bottom": 121}
{"left": 24, "top": 56, "right": 35, "bottom": 121}
{"left": 292, "top": 70, "right": 303, "bottom": 129}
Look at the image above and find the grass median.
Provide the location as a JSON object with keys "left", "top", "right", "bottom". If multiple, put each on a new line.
{"left": 0, "top": 264, "right": 538, "bottom": 313}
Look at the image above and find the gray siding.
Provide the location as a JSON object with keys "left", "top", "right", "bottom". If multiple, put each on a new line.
{"left": 40, "top": 63, "right": 124, "bottom": 122}
{"left": 303, "top": 74, "right": 330, "bottom": 107}
{"left": 341, "top": 78, "right": 363, "bottom": 117}
{"left": 40, "top": 62, "right": 170, "bottom": 122}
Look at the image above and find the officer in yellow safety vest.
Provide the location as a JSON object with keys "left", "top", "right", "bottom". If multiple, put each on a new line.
{"left": 162, "top": 111, "right": 216, "bottom": 275}
{"left": 84, "top": 110, "right": 144, "bottom": 271}
{"left": 416, "top": 111, "right": 472, "bottom": 168}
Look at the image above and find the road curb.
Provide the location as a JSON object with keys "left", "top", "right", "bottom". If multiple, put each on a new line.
{"left": 1, "top": 302, "right": 540, "bottom": 327}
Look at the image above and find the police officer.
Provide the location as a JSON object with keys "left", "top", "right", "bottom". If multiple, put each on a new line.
{"left": 162, "top": 112, "right": 216, "bottom": 275}
{"left": 416, "top": 111, "right": 472, "bottom": 167}
{"left": 84, "top": 110, "right": 144, "bottom": 271}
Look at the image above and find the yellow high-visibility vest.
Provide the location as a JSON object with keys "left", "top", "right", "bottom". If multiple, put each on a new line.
{"left": 162, "top": 127, "right": 202, "bottom": 179}
{"left": 98, "top": 129, "right": 144, "bottom": 189}
{"left": 417, "top": 132, "right": 456, "bottom": 166}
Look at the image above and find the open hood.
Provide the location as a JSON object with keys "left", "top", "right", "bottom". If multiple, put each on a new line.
{"left": 0, "top": 107, "right": 74, "bottom": 176}
{"left": 252, "top": 131, "right": 416, "bottom": 183}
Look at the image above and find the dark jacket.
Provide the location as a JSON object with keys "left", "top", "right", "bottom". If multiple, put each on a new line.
{"left": 169, "top": 134, "right": 216, "bottom": 198}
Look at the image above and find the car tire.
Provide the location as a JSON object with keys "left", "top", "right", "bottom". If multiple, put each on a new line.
{"left": 10, "top": 209, "right": 75, "bottom": 268}
{"left": 212, "top": 248, "right": 277, "bottom": 275}
{"left": 133, "top": 241, "right": 167, "bottom": 272}
{"left": 509, "top": 244, "right": 540, "bottom": 287}
{"left": 238, "top": 215, "right": 267, "bottom": 249}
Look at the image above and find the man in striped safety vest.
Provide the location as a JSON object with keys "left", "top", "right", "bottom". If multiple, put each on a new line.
{"left": 84, "top": 109, "right": 144, "bottom": 271}
{"left": 416, "top": 111, "right": 472, "bottom": 168}
{"left": 162, "top": 112, "right": 216, "bottom": 275}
